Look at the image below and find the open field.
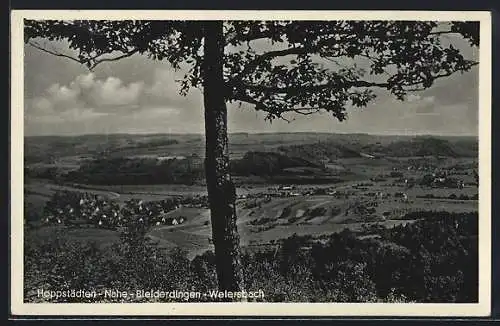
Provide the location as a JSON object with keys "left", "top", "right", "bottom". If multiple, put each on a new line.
{"left": 24, "top": 178, "right": 478, "bottom": 259}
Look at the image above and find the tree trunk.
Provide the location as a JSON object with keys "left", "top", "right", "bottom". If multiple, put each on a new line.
{"left": 202, "top": 20, "right": 245, "bottom": 294}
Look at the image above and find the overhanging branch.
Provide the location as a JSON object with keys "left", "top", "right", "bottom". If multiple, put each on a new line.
{"left": 28, "top": 41, "right": 139, "bottom": 70}
{"left": 236, "top": 36, "right": 344, "bottom": 80}
{"left": 231, "top": 60, "right": 478, "bottom": 96}
{"left": 225, "top": 29, "right": 277, "bottom": 45}
{"left": 28, "top": 41, "right": 88, "bottom": 66}
{"left": 231, "top": 91, "right": 324, "bottom": 117}
{"left": 429, "top": 30, "right": 459, "bottom": 36}
{"left": 237, "top": 46, "right": 310, "bottom": 79}
{"left": 87, "top": 49, "right": 139, "bottom": 70}
{"left": 232, "top": 79, "right": 389, "bottom": 94}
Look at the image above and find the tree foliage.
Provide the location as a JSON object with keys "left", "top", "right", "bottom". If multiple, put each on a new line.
{"left": 25, "top": 20, "right": 479, "bottom": 121}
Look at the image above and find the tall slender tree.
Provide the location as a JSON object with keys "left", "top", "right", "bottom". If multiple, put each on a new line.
{"left": 24, "top": 19, "right": 479, "bottom": 294}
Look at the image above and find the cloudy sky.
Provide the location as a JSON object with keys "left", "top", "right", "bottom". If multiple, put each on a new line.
{"left": 23, "top": 26, "right": 479, "bottom": 136}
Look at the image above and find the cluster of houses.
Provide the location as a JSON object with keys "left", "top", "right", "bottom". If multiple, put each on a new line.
{"left": 384, "top": 166, "right": 469, "bottom": 190}
{"left": 243, "top": 185, "right": 359, "bottom": 200}
{"left": 364, "top": 191, "right": 391, "bottom": 199}
{"left": 41, "top": 190, "right": 194, "bottom": 229}
{"left": 242, "top": 185, "right": 334, "bottom": 199}
{"left": 405, "top": 164, "right": 436, "bottom": 172}
{"left": 394, "top": 192, "right": 410, "bottom": 203}
{"left": 420, "top": 172, "right": 465, "bottom": 189}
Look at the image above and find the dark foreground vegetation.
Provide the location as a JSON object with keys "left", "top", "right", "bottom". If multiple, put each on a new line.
{"left": 25, "top": 208, "right": 478, "bottom": 303}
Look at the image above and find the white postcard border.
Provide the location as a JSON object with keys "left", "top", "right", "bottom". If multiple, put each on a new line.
{"left": 10, "top": 9, "right": 492, "bottom": 317}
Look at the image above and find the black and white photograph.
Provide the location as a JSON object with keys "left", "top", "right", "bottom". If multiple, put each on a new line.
{"left": 10, "top": 10, "right": 491, "bottom": 316}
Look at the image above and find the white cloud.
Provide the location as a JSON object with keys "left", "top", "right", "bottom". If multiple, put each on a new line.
{"left": 90, "top": 76, "right": 144, "bottom": 107}
{"left": 73, "top": 73, "right": 95, "bottom": 89}
{"left": 28, "top": 73, "right": 146, "bottom": 118}
{"left": 47, "top": 83, "right": 79, "bottom": 103}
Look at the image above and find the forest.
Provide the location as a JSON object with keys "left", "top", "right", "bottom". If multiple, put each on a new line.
{"left": 24, "top": 210, "right": 478, "bottom": 303}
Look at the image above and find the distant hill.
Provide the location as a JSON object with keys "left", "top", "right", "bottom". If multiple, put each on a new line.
{"left": 64, "top": 156, "right": 204, "bottom": 185}
{"left": 380, "top": 137, "right": 458, "bottom": 157}
{"left": 362, "top": 136, "right": 477, "bottom": 158}
{"left": 277, "top": 142, "right": 362, "bottom": 163}
{"left": 275, "top": 136, "right": 477, "bottom": 162}
{"left": 230, "top": 151, "right": 323, "bottom": 176}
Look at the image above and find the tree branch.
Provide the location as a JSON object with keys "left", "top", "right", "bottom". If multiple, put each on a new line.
{"left": 28, "top": 41, "right": 89, "bottom": 66}
{"left": 429, "top": 30, "right": 457, "bottom": 36}
{"left": 231, "top": 60, "right": 478, "bottom": 96}
{"left": 225, "top": 29, "right": 277, "bottom": 45}
{"left": 235, "top": 36, "right": 345, "bottom": 81}
{"left": 28, "top": 41, "right": 139, "bottom": 70}
{"left": 233, "top": 79, "right": 390, "bottom": 94}
{"left": 87, "top": 49, "right": 139, "bottom": 70}
{"left": 231, "top": 91, "right": 324, "bottom": 117}
{"left": 389, "top": 61, "right": 479, "bottom": 89}
{"left": 290, "top": 108, "right": 322, "bottom": 115}
{"left": 237, "top": 46, "right": 310, "bottom": 79}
